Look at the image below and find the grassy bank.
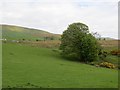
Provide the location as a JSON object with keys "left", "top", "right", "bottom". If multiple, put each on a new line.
{"left": 2, "top": 43, "right": 118, "bottom": 88}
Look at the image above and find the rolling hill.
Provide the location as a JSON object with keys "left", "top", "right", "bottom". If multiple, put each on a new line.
{"left": 3, "top": 43, "right": 118, "bottom": 88}
{"left": 1, "top": 24, "right": 118, "bottom": 88}
{"left": 1, "top": 24, "right": 61, "bottom": 41}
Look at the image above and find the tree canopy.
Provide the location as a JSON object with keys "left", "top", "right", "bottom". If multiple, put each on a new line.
{"left": 60, "top": 22, "right": 100, "bottom": 62}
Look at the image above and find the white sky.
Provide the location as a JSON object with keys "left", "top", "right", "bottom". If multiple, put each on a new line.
{"left": 0, "top": 0, "right": 119, "bottom": 39}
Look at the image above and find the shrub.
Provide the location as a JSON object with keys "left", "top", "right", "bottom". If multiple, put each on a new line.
{"left": 22, "top": 39, "right": 25, "bottom": 41}
{"left": 98, "top": 50, "right": 108, "bottom": 60}
{"left": 110, "top": 50, "right": 120, "bottom": 56}
{"left": 36, "top": 39, "right": 39, "bottom": 41}
{"left": 99, "top": 62, "right": 116, "bottom": 69}
{"left": 118, "top": 65, "right": 120, "bottom": 69}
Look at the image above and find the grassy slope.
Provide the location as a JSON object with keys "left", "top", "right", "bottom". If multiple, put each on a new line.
{"left": 1, "top": 25, "right": 60, "bottom": 41}
{"left": 3, "top": 43, "right": 118, "bottom": 88}
{"left": 98, "top": 40, "right": 119, "bottom": 66}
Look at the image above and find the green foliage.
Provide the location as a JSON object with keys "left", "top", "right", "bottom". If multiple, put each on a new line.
{"left": 60, "top": 22, "right": 100, "bottom": 62}
{"left": 99, "top": 62, "right": 116, "bottom": 69}
{"left": 98, "top": 50, "right": 108, "bottom": 60}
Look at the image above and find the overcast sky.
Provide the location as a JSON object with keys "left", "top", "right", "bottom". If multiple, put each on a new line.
{"left": 0, "top": 0, "right": 119, "bottom": 39}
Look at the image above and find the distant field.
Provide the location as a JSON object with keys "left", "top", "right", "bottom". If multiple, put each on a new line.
{"left": 2, "top": 43, "right": 118, "bottom": 88}
{"left": 2, "top": 24, "right": 119, "bottom": 88}
{"left": 1, "top": 24, "right": 119, "bottom": 49}
{"left": 99, "top": 40, "right": 119, "bottom": 49}
{"left": 21, "top": 40, "right": 61, "bottom": 48}
{"left": 1, "top": 25, "right": 61, "bottom": 41}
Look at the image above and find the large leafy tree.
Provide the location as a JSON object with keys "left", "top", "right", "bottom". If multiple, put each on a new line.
{"left": 60, "top": 23, "right": 100, "bottom": 62}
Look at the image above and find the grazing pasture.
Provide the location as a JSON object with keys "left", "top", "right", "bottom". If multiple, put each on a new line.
{"left": 1, "top": 25, "right": 119, "bottom": 88}
{"left": 1, "top": 25, "right": 60, "bottom": 41}
{"left": 2, "top": 43, "right": 118, "bottom": 88}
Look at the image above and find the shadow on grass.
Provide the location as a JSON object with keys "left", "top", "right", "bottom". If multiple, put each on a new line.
{"left": 51, "top": 49, "right": 86, "bottom": 64}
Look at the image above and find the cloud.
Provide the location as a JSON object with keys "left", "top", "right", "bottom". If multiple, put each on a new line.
{"left": 1, "top": 0, "right": 118, "bottom": 39}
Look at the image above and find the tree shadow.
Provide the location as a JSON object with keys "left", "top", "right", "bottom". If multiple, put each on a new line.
{"left": 51, "top": 49, "right": 87, "bottom": 64}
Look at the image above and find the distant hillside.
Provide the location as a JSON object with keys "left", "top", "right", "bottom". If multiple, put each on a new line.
{"left": 1, "top": 24, "right": 61, "bottom": 41}
{"left": 100, "top": 37, "right": 116, "bottom": 40}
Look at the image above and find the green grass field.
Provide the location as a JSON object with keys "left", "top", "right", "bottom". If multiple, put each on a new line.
{"left": 1, "top": 25, "right": 60, "bottom": 41}
{"left": 2, "top": 43, "right": 118, "bottom": 88}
